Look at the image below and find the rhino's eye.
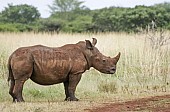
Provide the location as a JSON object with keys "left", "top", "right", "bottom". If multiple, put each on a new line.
{"left": 102, "top": 59, "right": 106, "bottom": 63}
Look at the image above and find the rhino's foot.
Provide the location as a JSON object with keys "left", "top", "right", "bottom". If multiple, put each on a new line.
{"left": 13, "top": 99, "right": 25, "bottom": 103}
{"left": 65, "top": 97, "right": 79, "bottom": 101}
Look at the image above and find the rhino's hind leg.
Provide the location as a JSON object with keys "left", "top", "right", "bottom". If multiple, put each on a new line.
{"left": 9, "top": 79, "right": 16, "bottom": 102}
{"left": 13, "top": 79, "right": 27, "bottom": 102}
{"left": 12, "top": 73, "right": 32, "bottom": 102}
{"left": 65, "top": 73, "right": 82, "bottom": 101}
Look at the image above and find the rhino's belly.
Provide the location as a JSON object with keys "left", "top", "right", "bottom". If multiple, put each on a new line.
{"left": 30, "top": 62, "right": 71, "bottom": 85}
{"left": 31, "top": 63, "right": 70, "bottom": 85}
{"left": 30, "top": 71, "right": 69, "bottom": 85}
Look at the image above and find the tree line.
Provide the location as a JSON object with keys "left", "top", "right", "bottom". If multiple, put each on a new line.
{"left": 0, "top": 0, "right": 170, "bottom": 33}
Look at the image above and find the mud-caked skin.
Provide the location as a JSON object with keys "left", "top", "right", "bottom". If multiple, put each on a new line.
{"left": 8, "top": 38, "right": 120, "bottom": 102}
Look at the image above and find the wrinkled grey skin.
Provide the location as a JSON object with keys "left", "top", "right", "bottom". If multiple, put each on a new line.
{"left": 8, "top": 38, "right": 120, "bottom": 102}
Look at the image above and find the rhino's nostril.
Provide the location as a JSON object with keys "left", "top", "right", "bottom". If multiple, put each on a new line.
{"left": 111, "top": 67, "right": 116, "bottom": 71}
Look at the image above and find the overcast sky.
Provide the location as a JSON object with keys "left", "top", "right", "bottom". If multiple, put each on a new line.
{"left": 0, "top": 0, "right": 170, "bottom": 18}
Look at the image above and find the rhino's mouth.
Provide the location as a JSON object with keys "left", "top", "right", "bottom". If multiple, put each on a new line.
{"left": 99, "top": 67, "right": 116, "bottom": 74}
{"left": 106, "top": 67, "right": 116, "bottom": 74}
{"left": 109, "top": 70, "right": 116, "bottom": 74}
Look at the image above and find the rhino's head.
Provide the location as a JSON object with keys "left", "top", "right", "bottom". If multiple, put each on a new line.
{"left": 83, "top": 38, "right": 120, "bottom": 74}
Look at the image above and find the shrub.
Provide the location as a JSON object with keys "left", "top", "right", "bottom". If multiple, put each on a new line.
{"left": 27, "top": 89, "right": 45, "bottom": 98}
{"left": 0, "top": 23, "right": 19, "bottom": 32}
{"left": 98, "top": 80, "right": 118, "bottom": 93}
{"left": 0, "top": 23, "right": 37, "bottom": 32}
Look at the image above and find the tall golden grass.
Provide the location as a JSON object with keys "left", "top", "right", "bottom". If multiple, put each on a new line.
{"left": 0, "top": 32, "right": 169, "bottom": 111}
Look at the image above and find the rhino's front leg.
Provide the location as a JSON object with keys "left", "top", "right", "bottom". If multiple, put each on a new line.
{"left": 63, "top": 81, "right": 69, "bottom": 101}
{"left": 65, "top": 73, "right": 82, "bottom": 101}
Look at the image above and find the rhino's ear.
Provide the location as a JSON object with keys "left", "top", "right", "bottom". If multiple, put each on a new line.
{"left": 92, "top": 38, "right": 97, "bottom": 46}
{"left": 85, "top": 40, "right": 93, "bottom": 50}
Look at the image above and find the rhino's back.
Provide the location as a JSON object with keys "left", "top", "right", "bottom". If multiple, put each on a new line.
{"left": 29, "top": 45, "right": 73, "bottom": 85}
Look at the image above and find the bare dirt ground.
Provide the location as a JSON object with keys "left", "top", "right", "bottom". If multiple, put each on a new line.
{"left": 86, "top": 95, "right": 170, "bottom": 112}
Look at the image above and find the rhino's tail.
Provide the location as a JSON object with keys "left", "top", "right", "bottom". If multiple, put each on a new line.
{"left": 7, "top": 55, "right": 14, "bottom": 84}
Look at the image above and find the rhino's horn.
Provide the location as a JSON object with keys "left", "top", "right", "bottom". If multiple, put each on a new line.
{"left": 113, "top": 52, "right": 121, "bottom": 63}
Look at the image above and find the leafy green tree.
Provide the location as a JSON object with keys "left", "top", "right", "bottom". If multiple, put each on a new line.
{"left": 1, "top": 4, "right": 40, "bottom": 24}
{"left": 1, "top": 2, "right": 169, "bottom": 33}
{"left": 91, "top": 7, "right": 126, "bottom": 32}
{"left": 91, "top": 4, "right": 170, "bottom": 32}
{"left": 48, "top": 0, "right": 87, "bottom": 20}
{"left": 48, "top": 0, "right": 85, "bottom": 13}
{"left": 154, "top": 2, "right": 170, "bottom": 12}
{"left": 39, "top": 18, "right": 63, "bottom": 32}
{"left": 63, "top": 15, "right": 92, "bottom": 32}
{"left": 47, "top": 0, "right": 91, "bottom": 32}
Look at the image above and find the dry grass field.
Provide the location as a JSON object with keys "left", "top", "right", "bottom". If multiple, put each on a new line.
{"left": 0, "top": 32, "right": 170, "bottom": 111}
